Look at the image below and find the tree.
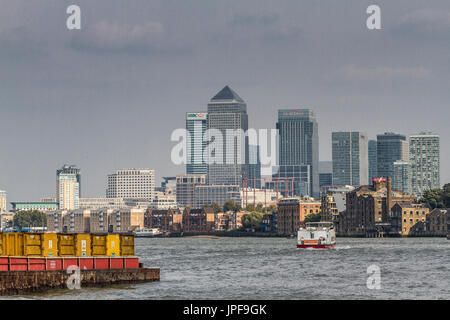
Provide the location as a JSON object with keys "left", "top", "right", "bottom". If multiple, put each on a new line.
{"left": 211, "top": 203, "right": 222, "bottom": 213}
{"left": 223, "top": 200, "right": 239, "bottom": 212}
{"left": 241, "top": 212, "right": 264, "bottom": 231}
{"left": 304, "top": 213, "right": 321, "bottom": 223}
{"left": 13, "top": 210, "right": 47, "bottom": 229}
{"left": 419, "top": 189, "right": 445, "bottom": 209}
{"left": 443, "top": 183, "right": 450, "bottom": 207}
{"left": 244, "top": 204, "right": 255, "bottom": 212}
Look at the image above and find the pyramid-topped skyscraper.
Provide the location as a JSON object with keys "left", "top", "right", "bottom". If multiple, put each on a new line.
{"left": 210, "top": 85, "right": 245, "bottom": 103}
{"left": 206, "top": 86, "right": 249, "bottom": 186}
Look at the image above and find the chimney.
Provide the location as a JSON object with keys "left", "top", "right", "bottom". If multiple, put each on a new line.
{"left": 386, "top": 176, "right": 392, "bottom": 215}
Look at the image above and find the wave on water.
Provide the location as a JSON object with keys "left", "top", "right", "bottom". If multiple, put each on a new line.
{"left": 335, "top": 245, "right": 351, "bottom": 250}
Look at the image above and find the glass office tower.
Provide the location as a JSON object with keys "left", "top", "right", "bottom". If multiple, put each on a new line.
{"left": 206, "top": 86, "right": 249, "bottom": 186}
{"left": 368, "top": 139, "right": 378, "bottom": 182}
{"left": 376, "top": 133, "right": 409, "bottom": 180}
{"left": 332, "top": 132, "right": 368, "bottom": 186}
{"left": 186, "top": 112, "right": 208, "bottom": 175}
{"left": 276, "top": 109, "right": 319, "bottom": 198}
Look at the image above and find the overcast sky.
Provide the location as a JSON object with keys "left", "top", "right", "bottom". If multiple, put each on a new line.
{"left": 0, "top": 0, "right": 449, "bottom": 204}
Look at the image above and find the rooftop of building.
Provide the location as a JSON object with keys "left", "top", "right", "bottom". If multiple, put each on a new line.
{"left": 394, "top": 203, "right": 431, "bottom": 209}
{"left": 210, "top": 86, "right": 244, "bottom": 102}
{"left": 278, "top": 197, "right": 320, "bottom": 204}
{"left": 429, "top": 208, "right": 450, "bottom": 215}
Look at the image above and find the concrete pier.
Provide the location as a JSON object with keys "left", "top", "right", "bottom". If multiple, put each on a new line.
{"left": 0, "top": 267, "right": 160, "bottom": 296}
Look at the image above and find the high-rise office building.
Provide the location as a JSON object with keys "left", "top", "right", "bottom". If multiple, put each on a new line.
{"left": 368, "top": 140, "right": 378, "bottom": 181}
{"left": 247, "top": 145, "right": 261, "bottom": 188}
{"left": 0, "top": 190, "right": 6, "bottom": 213}
{"left": 56, "top": 165, "right": 81, "bottom": 210}
{"left": 409, "top": 133, "right": 440, "bottom": 198}
{"left": 393, "top": 160, "right": 411, "bottom": 194}
{"left": 332, "top": 132, "right": 368, "bottom": 186}
{"left": 272, "top": 165, "right": 311, "bottom": 196}
{"left": 318, "top": 161, "right": 333, "bottom": 188}
{"left": 276, "top": 109, "right": 319, "bottom": 197}
{"left": 206, "top": 86, "right": 248, "bottom": 186}
{"left": 186, "top": 112, "right": 208, "bottom": 175}
{"left": 376, "top": 133, "right": 409, "bottom": 180}
{"left": 106, "top": 169, "right": 155, "bottom": 200}
{"left": 176, "top": 174, "right": 207, "bottom": 208}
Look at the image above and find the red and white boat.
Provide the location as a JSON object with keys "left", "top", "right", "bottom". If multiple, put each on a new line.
{"left": 297, "top": 222, "right": 336, "bottom": 249}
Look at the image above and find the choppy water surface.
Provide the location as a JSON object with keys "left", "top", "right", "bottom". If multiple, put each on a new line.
{"left": 18, "top": 237, "right": 450, "bottom": 299}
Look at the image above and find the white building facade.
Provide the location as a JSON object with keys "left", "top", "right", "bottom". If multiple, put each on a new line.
{"left": 409, "top": 133, "right": 440, "bottom": 198}
{"left": 107, "top": 169, "right": 155, "bottom": 200}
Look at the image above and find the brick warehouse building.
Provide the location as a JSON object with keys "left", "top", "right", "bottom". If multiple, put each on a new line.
{"left": 144, "top": 208, "right": 183, "bottom": 233}
{"left": 339, "top": 177, "right": 416, "bottom": 237}
{"left": 182, "top": 207, "right": 215, "bottom": 233}
{"left": 427, "top": 208, "right": 450, "bottom": 236}
{"left": 390, "top": 203, "right": 431, "bottom": 236}
{"left": 276, "top": 198, "right": 321, "bottom": 235}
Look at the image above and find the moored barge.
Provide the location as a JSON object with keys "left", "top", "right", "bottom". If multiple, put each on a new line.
{"left": 0, "top": 231, "right": 159, "bottom": 295}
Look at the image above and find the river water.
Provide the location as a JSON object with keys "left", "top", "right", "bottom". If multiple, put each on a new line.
{"left": 15, "top": 237, "right": 450, "bottom": 300}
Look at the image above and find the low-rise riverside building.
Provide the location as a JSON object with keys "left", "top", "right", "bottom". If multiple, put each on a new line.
{"left": 215, "top": 212, "right": 229, "bottom": 231}
{"left": 47, "top": 208, "right": 145, "bottom": 233}
{"left": 427, "top": 208, "right": 449, "bottom": 236}
{"left": 261, "top": 213, "right": 277, "bottom": 232}
{"left": 61, "top": 209, "right": 90, "bottom": 233}
{"left": 11, "top": 201, "right": 59, "bottom": 213}
{"left": 390, "top": 203, "right": 431, "bottom": 236}
{"left": 182, "top": 207, "right": 215, "bottom": 233}
{"left": 276, "top": 197, "right": 321, "bottom": 235}
{"left": 338, "top": 177, "right": 416, "bottom": 237}
{"left": 320, "top": 194, "right": 338, "bottom": 222}
{"left": 213, "top": 211, "right": 246, "bottom": 231}
{"left": 228, "top": 211, "right": 245, "bottom": 230}
{"left": 144, "top": 208, "right": 182, "bottom": 233}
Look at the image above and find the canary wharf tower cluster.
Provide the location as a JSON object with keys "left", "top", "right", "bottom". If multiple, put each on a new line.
{"left": 183, "top": 85, "right": 440, "bottom": 202}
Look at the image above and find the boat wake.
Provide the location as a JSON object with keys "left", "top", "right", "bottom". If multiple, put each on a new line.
{"left": 334, "top": 245, "right": 351, "bottom": 250}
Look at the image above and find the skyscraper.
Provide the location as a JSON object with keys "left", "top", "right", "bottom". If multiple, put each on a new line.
{"left": 206, "top": 86, "right": 248, "bottom": 186}
{"left": 176, "top": 174, "right": 207, "bottom": 208}
{"left": 393, "top": 160, "right": 411, "bottom": 194}
{"left": 248, "top": 145, "right": 261, "bottom": 188}
{"left": 368, "top": 140, "right": 378, "bottom": 181}
{"left": 319, "top": 161, "right": 333, "bottom": 188}
{"left": 277, "top": 109, "right": 319, "bottom": 197}
{"left": 332, "top": 132, "right": 368, "bottom": 186}
{"left": 376, "top": 133, "right": 409, "bottom": 180}
{"left": 409, "top": 133, "right": 440, "bottom": 198}
{"left": 56, "top": 165, "right": 81, "bottom": 210}
{"left": 106, "top": 169, "right": 155, "bottom": 200}
{"left": 186, "top": 112, "right": 208, "bottom": 175}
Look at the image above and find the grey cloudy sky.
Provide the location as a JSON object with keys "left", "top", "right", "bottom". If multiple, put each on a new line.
{"left": 0, "top": 0, "right": 449, "bottom": 204}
